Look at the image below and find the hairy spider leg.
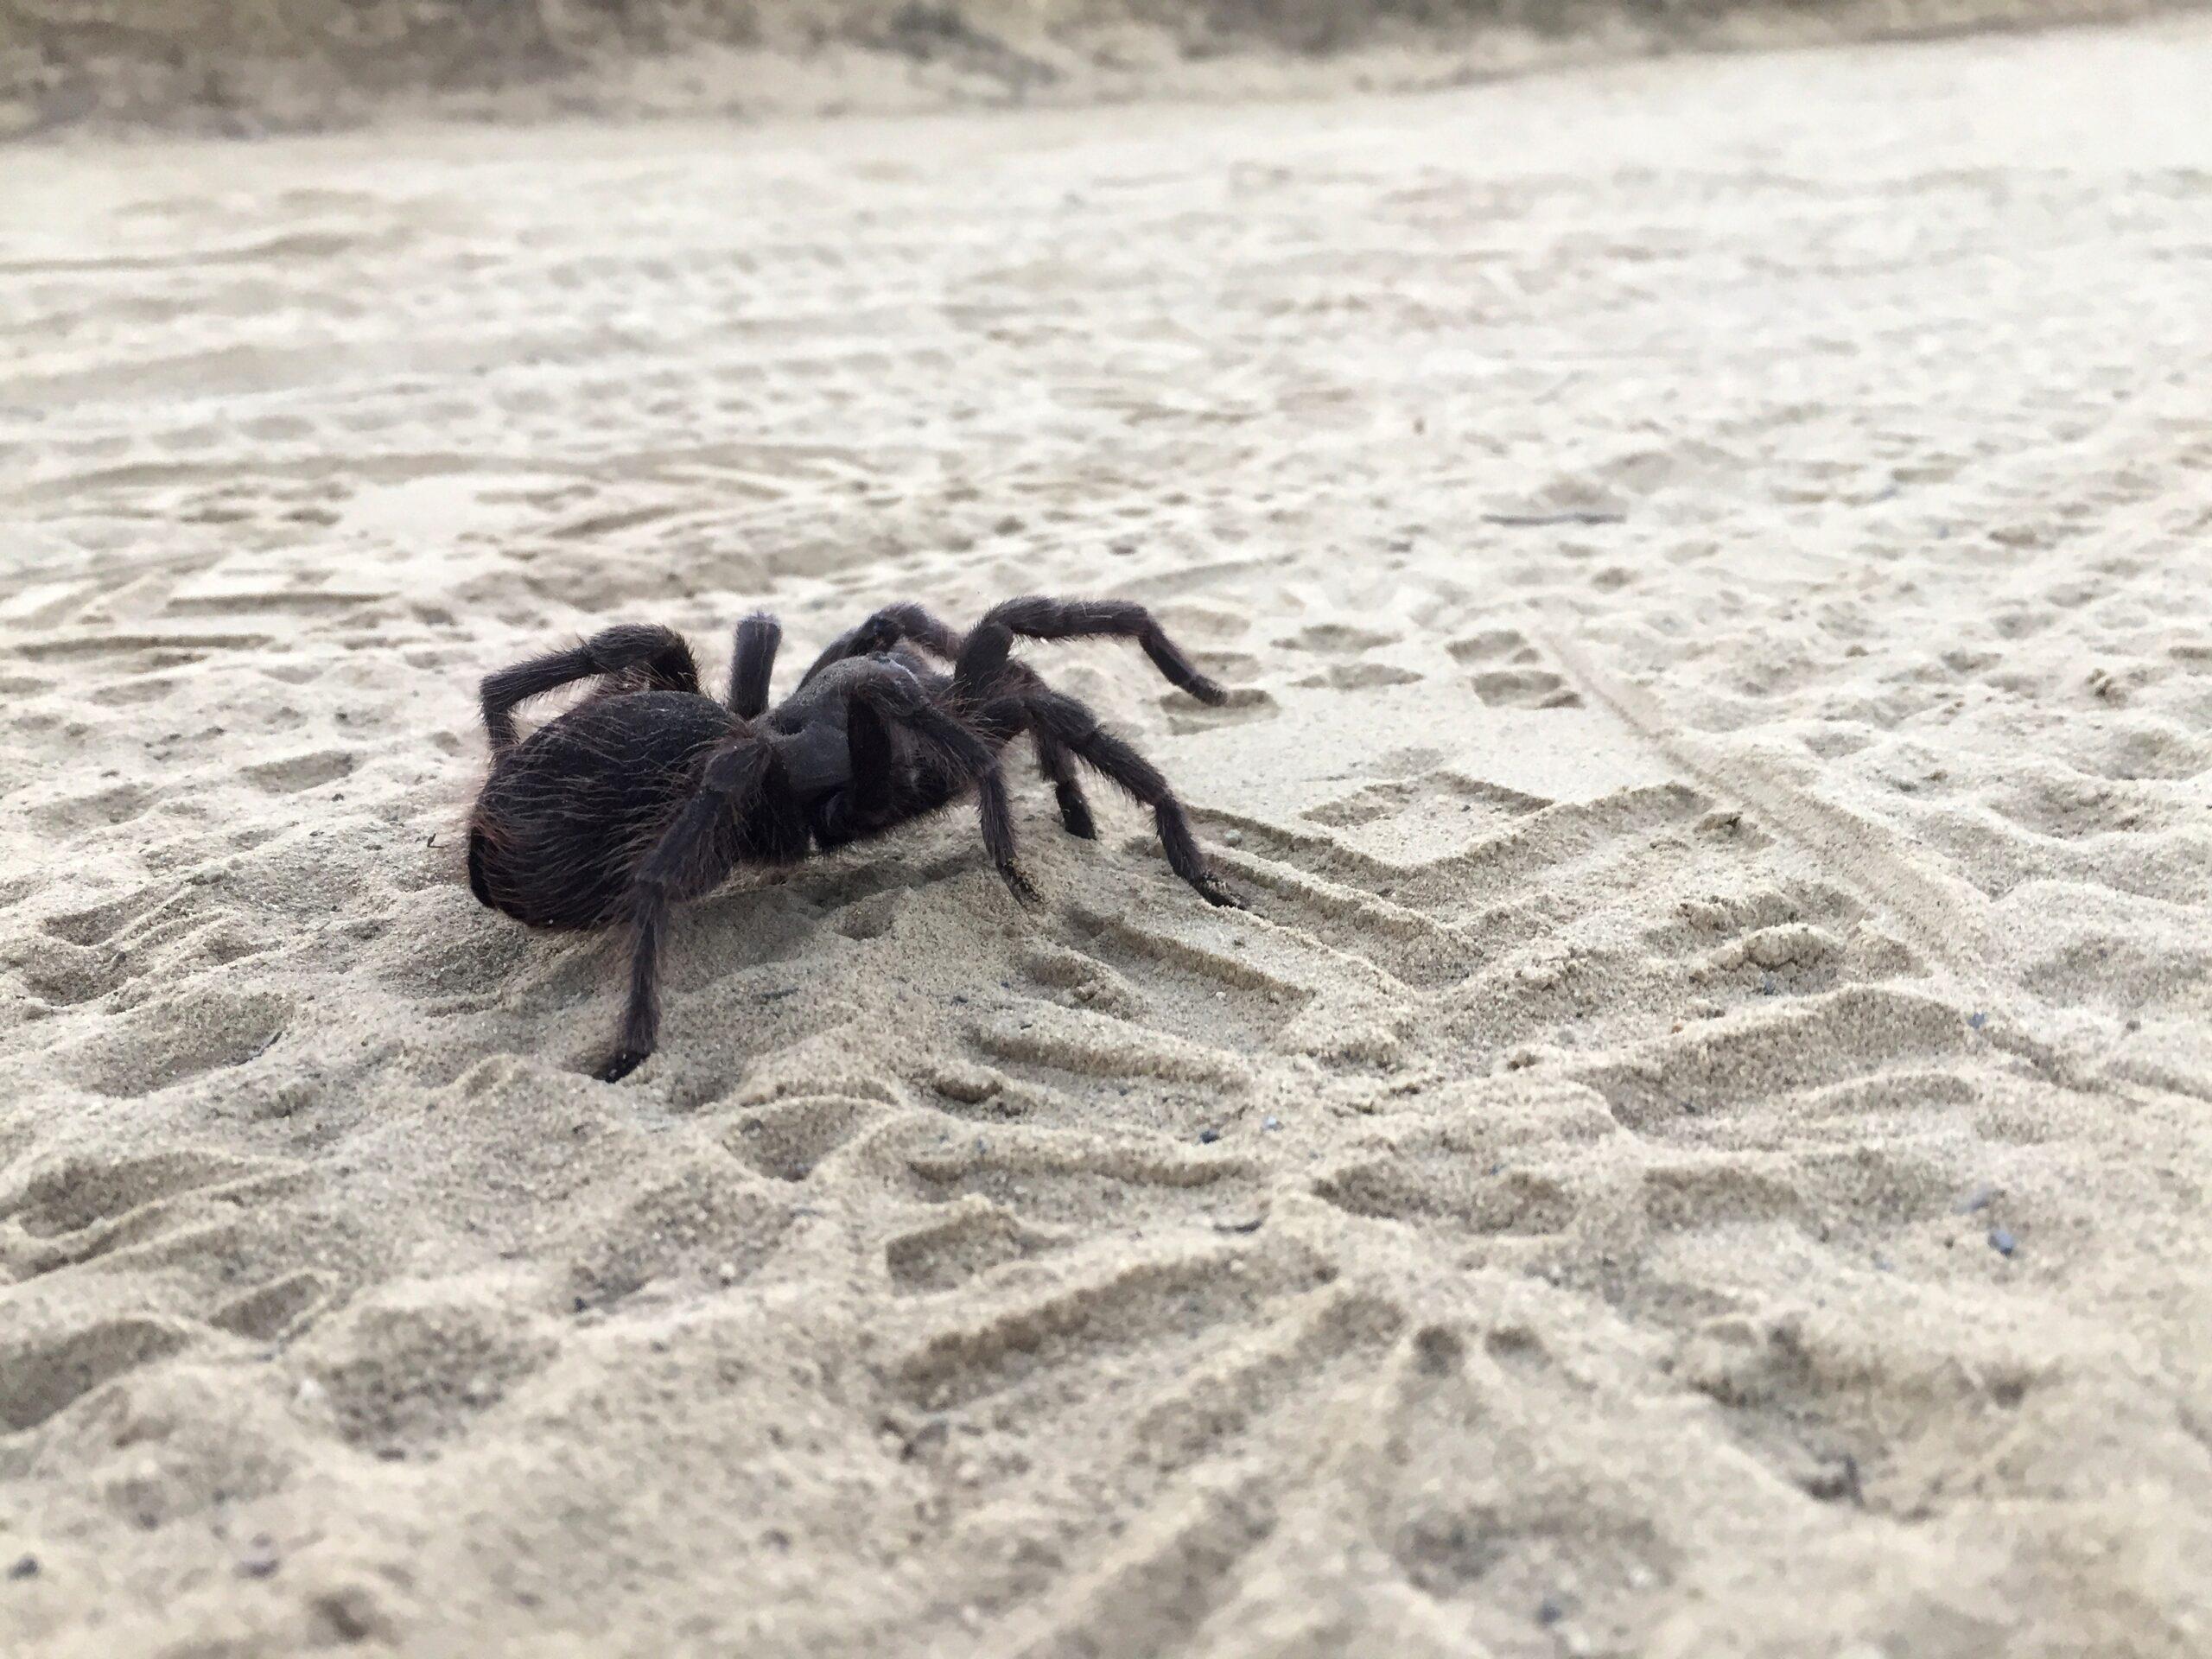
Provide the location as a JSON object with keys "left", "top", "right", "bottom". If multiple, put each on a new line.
{"left": 728, "top": 611, "right": 782, "bottom": 718}
{"left": 479, "top": 624, "right": 702, "bottom": 753}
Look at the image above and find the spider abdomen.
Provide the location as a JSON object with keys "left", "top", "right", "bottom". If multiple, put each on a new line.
{"left": 468, "top": 690, "right": 736, "bottom": 929}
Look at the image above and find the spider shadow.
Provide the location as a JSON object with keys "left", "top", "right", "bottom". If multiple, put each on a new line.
{"left": 693, "top": 842, "right": 983, "bottom": 947}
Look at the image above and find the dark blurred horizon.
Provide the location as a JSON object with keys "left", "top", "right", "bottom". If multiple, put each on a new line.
{"left": 0, "top": 0, "right": 2186, "bottom": 138}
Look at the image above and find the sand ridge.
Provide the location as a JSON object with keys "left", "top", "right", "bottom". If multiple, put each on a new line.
{"left": 4, "top": 16, "right": 2212, "bottom": 1656}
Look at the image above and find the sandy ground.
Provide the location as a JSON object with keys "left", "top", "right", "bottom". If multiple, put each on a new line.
{"left": 4, "top": 17, "right": 2212, "bottom": 1657}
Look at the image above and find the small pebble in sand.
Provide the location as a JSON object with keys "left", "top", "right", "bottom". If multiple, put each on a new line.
{"left": 238, "top": 1536, "right": 281, "bottom": 1579}
{"left": 1968, "top": 1012, "right": 1988, "bottom": 1030}
{"left": 1988, "top": 1228, "right": 2018, "bottom": 1257}
{"left": 933, "top": 1066, "right": 1000, "bottom": 1105}
{"left": 1199, "top": 1128, "right": 1221, "bottom": 1144}
{"left": 1262, "top": 1116, "right": 1281, "bottom": 1131}
{"left": 1224, "top": 830, "right": 1243, "bottom": 845}
{"left": 1954, "top": 1183, "right": 1998, "bottom": 1214}
{"left": 8, "top": 1555, "right": 37, "bottom": 1581}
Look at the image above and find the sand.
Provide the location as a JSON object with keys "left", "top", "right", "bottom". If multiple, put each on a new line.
{"left": 4, "top": 15, "right": 2212, "bottom": 1656}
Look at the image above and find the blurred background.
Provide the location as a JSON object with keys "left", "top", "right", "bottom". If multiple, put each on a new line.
{"left": 0, "top": 0, "right": 2177, "bottom": 136}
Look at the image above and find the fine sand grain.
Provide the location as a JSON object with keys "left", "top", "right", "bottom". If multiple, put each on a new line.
{"left": 4, "top": 17, "right": 2212, "bottom": 1657}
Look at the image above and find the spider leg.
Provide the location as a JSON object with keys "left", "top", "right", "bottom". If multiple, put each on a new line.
{"left": 802, "top": 660, "right": 1029, "bottom": 899}
{"left": 975, "top": 766, "right": 1038, "bottom": 904}
{"left": 728, "top": 611, "right": 781, "bottom": 718}
{"left": 858, "top": 602, "right": 964, "bottom": 660}
{"left": 480, "top": 624, "right": 700, "bottom": 753}
{"left": 846, "top": 658, "right": 996, "bottom": 788}
{"left": 797, "top": 626, "right": 866, "bottom": 690}
{"left": 953, "top": 596, "right": 1227, "bottom": 706}
{"left": 1032, "top": 730, "right": 1096, "bottom": 840}
{"left": 798, "top": 601, "right": 965, "bottom": 689}
{"left": 811, "top": 681, "right": 899, "bottom": 842}
{"left": 956, "top": 655, "right": 1090, "bottom": 843}
{"left": 1017, "top": 688, "right": 1241, "bottom": 908}
{"left": 601, "top": 737, "right": 798, "bottom": 1082}
{"left": 810, "top": 658, "right": 998, "bottom": 843}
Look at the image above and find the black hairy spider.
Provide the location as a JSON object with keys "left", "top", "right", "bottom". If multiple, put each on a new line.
{"left": 467, "top": 596, "right": 1242, "bottom": 1081}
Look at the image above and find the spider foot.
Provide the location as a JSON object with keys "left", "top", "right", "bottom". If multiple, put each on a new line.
{"left": 1186, "top": 674, "right": 1230, "bottom": 707}
{"left": 999, "top": 864, "right": 1042, "bottom": 907}
{"left": 1196, "top": 877, "right": 1245, "bottom": 910}
{"left": 1055, "top": 790, "right": 1097, "bottom": 840}
{"left": 596, "top": 1048, "right": 649, "bottom": 1083}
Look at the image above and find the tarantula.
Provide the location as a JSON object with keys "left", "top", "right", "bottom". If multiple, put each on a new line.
{"left": 467, "top": 596, "right": 1242, "bottom": 1081}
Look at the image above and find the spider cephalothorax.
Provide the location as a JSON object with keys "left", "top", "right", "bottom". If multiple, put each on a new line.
{"left": 467, "top": 597, "right": 1241, "bottom": 1080}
